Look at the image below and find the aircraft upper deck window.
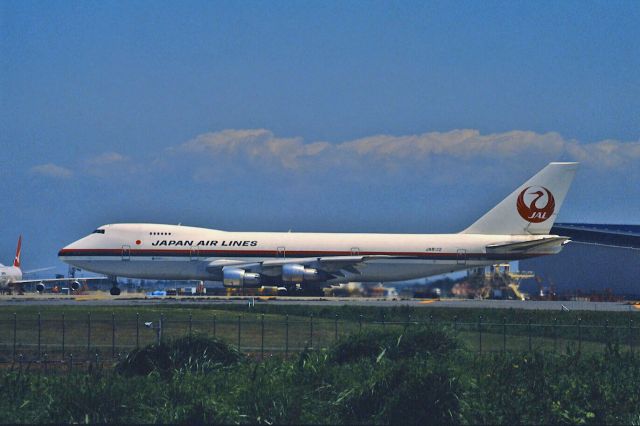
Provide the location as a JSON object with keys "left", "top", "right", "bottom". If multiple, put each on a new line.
{"left": 92, "top": 229, "right": 105, "bottom": 234}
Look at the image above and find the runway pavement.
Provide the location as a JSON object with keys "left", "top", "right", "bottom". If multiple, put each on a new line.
{"left": 0, "top": 293, "right": 638, "bottom": 312}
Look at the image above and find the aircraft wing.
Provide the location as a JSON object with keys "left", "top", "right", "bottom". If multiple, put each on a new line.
{"left": 12, "top": 277, "right": 110, "bottom": 285}
{"left": 206, "top": 255, "right": 392, "bottom": 278}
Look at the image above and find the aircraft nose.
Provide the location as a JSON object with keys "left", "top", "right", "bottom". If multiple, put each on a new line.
{"left": 58, "top": 238, "right": 82, "bottom": 257}
{"left": 58, "top": 243, "right": 72, "bottom": 257}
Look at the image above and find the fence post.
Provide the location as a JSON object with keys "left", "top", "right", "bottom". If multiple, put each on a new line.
{"left": 87, "top": 312, "right": 91, "bottom": 356}
{"left": 528, "top": 318, "right": 532, "bottom": 352}
{"left": 604, "top": 319, "right": 609, "bottom": 351}
{"left": 359, "top": 314, "right": 363, "bottom": 332}
{"left": 213, "top": 314, "right": 217, "bottom": 338}
{"left": 43, "top": 352, "right": 48, "bottom": 374}
{"left": 578, "top": 317, "right": 582, "bottom": 354}
{"left": 237, "top": 315, "right": 241, "bottom": 351}
{"left": 310, "top": 314, "right": 314, "bottom": 349}
{"left": 62, "top": 313, "right": 66, "bottom": 358}
{"left": 335, "top": 314, "right": 339, "bottom": 341}
{"left": 382, "top": 313, "right": 385, "bottom": 329}
{"left": 112, "top": 312, "right": 116, "bottom": 358}
{"left": 69, "top": 353, "right": 73, "bottom": 374}
{"left": 261, "top": 314, "right": 265, "bottom": 360}
{"left": 12, "top": 312, "right": 17, "bottom": 361}
{"left": 136, "top": 312, "right": 139, "bottom": 349}
{"left": 502, "top": 316, "right": 507, "bottom": 354}
{"left": 158, "top": 313, "right": 164, "bottom": 345}
{"left": 37, "top": 311, "right": 42, "bottom": 359}
{"left": 189, "top": 313, "right": 193, "bottom": 340}
{"left": 478, "top": 315, "right": 483, "bottom": 354}
{"left": 453, "top": 315, "right": 457, "bottom": 332}
{"left": 285, "top": 314, "right": 289, "bottom": 356}
{"left": 630, "top": 319, "right": 634, "bottom": 354}
{"left": 553, "top": 317, "right": 558, "bottom": 353}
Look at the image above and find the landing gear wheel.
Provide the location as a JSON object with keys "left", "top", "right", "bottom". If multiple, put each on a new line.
{"left": 284, "top": 283, "right": 301, "bottom": 294}
{"left": 110, "top": 286, "right": 121, "bottom": 296}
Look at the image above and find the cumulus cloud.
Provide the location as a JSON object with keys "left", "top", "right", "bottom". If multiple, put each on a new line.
{"left": 30, "top": 163, "right": 73, "bottom": 179}
{"left": 83, "top": 152, "right": 136, "bottom": 177}
{"left": 566, "top": 139, "right": 640, "bottom": 168}
{"left": 338, "top": 129, "right": 567, "bottom": 160}
{"left": 86, "top": 152, "right": 130, "bottom": 166}
{"left": 178, "top": 129, "right": 330, "bottom": 169}
{"left": 32, "top": 130, "right": 639, "bottom": 183}
{"left": 173, "top": 128, "right": 640, "bottom": 173}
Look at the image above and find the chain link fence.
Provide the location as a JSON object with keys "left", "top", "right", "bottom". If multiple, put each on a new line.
{"left": 0, "top": 312, "right": 637, "bottom": 371}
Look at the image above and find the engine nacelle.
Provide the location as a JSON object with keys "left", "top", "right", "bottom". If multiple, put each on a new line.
{"left": 70, "top": 280, "right": 81, "bottom": 291}
{"left": 223, "top": 268, "right": 261, "bottom": 288}
{"left": 35, "top": 282, "right": 46, "bottom": 293}
{"left": 282, "top": 264, "right": 318, "bottom": 283}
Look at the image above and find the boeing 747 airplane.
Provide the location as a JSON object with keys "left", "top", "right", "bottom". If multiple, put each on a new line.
{"left": 59, "top": 162, "right": 578, "bottom": 295}
{"left": 1, "top": 236, "right": 105, "bottom": 294}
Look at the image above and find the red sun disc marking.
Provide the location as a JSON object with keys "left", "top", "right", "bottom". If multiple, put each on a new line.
{"left": 135, "top": 240, "right": 141, "bottom": 245}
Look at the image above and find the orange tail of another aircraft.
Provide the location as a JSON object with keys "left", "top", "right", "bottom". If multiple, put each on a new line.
{"left": 13, "top": 236, "right": 22, "bottom": 268}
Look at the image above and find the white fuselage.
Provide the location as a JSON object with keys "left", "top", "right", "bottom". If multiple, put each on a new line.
{"left": 58, "top": 223, "right": 561, "bottom": 284}
{"left": 0, "top": 264, "right": 22, "bottom": 287}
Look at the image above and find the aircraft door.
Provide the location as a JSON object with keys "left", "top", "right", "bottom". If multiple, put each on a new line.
{"left": 190, "top": 248, "right": 199, "bottom": 261}
{"left": 122, "top": 245, "right": 131, "bottom": 261}
{"left": 351, "top": 247, "right": 360, "bottom": 255}
{"left": 277, "top": 247, "right": 286, "bottom": 258}
{"left": 456, "top": 249, "right": 467, "bottom": 265}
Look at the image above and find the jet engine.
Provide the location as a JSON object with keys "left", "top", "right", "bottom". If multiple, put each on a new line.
{"left": 35, "top": 282, "right": 46, "bottom": 293}
{"left": 70, "top": 280, "right": 81, "bottom": 291}
{"left": 223, "top": 268, "right": 261, "bottom": 288}
{"left": 282, "top": 264, "right": 318, "bottom": 283}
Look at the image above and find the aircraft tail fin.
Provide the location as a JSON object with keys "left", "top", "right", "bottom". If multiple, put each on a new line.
{"left": 13, "top": 236, "right": 22, "bottom": 268}
{"left": 461, "top": 162, "right": 578, "bottom": 235}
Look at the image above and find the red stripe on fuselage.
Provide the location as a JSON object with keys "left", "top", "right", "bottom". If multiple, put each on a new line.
{"left": 57, "top": 248, "right": 545, "bottom": 260}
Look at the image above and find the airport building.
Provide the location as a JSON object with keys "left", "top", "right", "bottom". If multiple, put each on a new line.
{"left": 520, "top": 223, "right": 640, "bottom": 298}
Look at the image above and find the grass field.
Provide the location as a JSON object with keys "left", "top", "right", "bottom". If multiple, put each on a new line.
{"left": 0, "top": 303, "right": 637, "bottom": 362}
{"left": 1, "top": 326, "right": 639, "bottom": 424}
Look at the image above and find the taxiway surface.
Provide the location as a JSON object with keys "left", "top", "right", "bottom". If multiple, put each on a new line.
{"left": 0, "top": 294, "right": 638, "bottom": 312}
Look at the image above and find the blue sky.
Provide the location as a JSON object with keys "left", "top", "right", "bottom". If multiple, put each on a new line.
{"left": 1, "top": 1, "right": 639, "bottom": 271}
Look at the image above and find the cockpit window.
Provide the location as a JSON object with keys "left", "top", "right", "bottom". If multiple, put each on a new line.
{"left": 92, "top": 229, "right": 105, "bottom": 234}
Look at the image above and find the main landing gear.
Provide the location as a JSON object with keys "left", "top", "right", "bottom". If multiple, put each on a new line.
{"left": 109, "top": 276, "right": 121, "bottom": 296}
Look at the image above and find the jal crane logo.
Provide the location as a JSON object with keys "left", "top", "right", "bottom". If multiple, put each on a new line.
{"left": 516, "top": 186, "right": 555, "bottom": 223}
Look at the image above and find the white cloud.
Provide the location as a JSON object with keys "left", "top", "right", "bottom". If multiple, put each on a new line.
{"left": 86, "top": 152, "right": 130, "bottom": 166}
{"left": 178, "top": 129, "right": 330, "bottom": 169}
{"left": 174, "top": 128, "right": 640, "bottom": 173}
{"left": 338, "top": 129, "right": 567, "bottom": 160}
{"left": 34, "top": 130, "right": 638, "bottom": 183}
{"left": 566, "top": 139, "right": 640, "bottom": 168}
{"left": 83, "top": 152, "right": 135, "bottom": 177}
{"left": 30, "top": 163, "right": 73, "bottom": 179}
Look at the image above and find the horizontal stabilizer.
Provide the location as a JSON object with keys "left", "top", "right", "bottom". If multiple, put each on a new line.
{"left": 486, "top": 237, "right": 569, "bottom": 255}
